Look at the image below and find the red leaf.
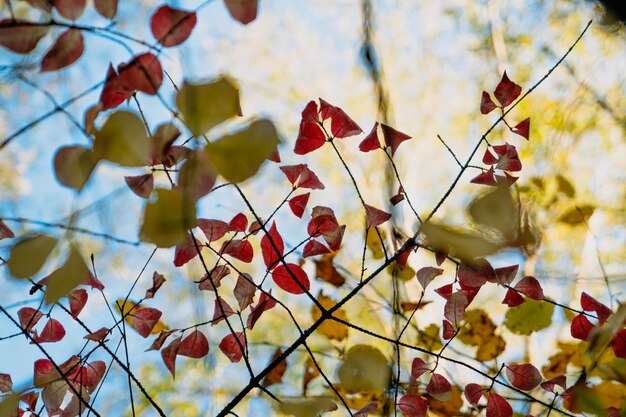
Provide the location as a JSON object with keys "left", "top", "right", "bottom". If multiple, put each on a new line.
{"left": 397, "top": 240, "right": 416, "bottom": 270}
{"left": 390, "top": 187, "right": 405, "bottom": 206}
{"left": 0, "top": 220, "right": 14, "bottom": 240}
{"left": 130, "top": 308, "right": 162, "bottom": 338}
{"left": 580, "top": 292, "right": 612, "bottom": 324}
{"left": 470, "top": 167, "right": 498, "bottom": 186}
{"left": 0, "top": 19, "right": 49, "bottom": 54}
{"left": 55, "top": 0, "right": 86, "bottom": 20}
{"left": 364, "top": 204, "right": 391, "bottom": 229}
{"left": 505, "top": 363, "right": 542, "bottom": 390}
{"left": 493, "top": 71, "right": 522, "bottom": 108}
{"left": 125, "top": 174, "right": 154, "bottom": 199}
{"left": 272, "top": 263, "right": 310, "bottom": 295}
{"left": 288, "top": 193, "right": 310, "bottom": 218}
{"left": 359, "top": 122, "right": 381, "bottom": 152}
{"left": 146, "top": 329, "right": 177, "bottom": 352}
{"left": 248, "top": 220, "right": 262, "bottom": 235}
{"left": 410, "top": 358, "right": 429, "bottom": 385}
{"left": 118, "top": 52, "right": 163, "bottom": 96}
{"left": 83, "top": 327, "right": 109, "bottom": 342}
{"left": 99, "top": 64, "right": 130, "bottom": 110}
{"left": 94, "top": 0, "right": 118, "bottom": 19}
{"left": 307, "top": 206, "right": 339, "bottom": 237}
{"left": 173, "top": 234, "right": 198, "bottom": 267}
{"left": 161, "top": 336, "right": 181, "bottom": 378}
{"left": 303, "top": 240, "right": 331, "bottom": 257}
{"left": 247, "top": 291, "right": 277, "bottom": 329}
{"left": 234, "top": 273, "right": 256, "bottom": 310}
{"left": 40, "top": 29, "right": 84, "bottom": 72}
{"left": 68, "top": 289, "right": 88, "bottom": 318}
{"left": 219, "top": 332, "right": 246, "bottom": 362}
{"left": 32, "top": 318, "right": 66, "bottom": 344}
{"left": 570, "top": 314, "right": 594, "bottom": 341}
{"left": 486, "top": 392, "right": 512, "bottom": 417}
{"left": 398, "top": 394, "right": 428, "bottom": 417}
{"left": 331, "top": 109, "right": 362, "bottom": 138}
{"left": 480, "top": 91, "right": 497, "bottom": 114}
{"left": 219, "top": 239, "right": 253, "bottom": 263}
{"left": 298, "top": 166, "right": 325, "bottom": 190}
{"left": 178, "top": 330, "right": 209, "bottom": 358}
{"left": 82, "top": 361, "right": 106, "bottom": 393}
{"left": 540, "top": 375, "right": 566, "bottom": 393}
{"left": 228, "top": 213, "right": 248, "bottom": 232}
{"left": 514, "top": 276, "right": 544, "bottom": 300}
{"left": 354, "top": 402, "right": 378, "bottom": 417}
{"left": 458, "top": 260, "right": 495, "bottom": 289}
{"left": 426, "top": 373, "right": 452, "bottom": 401}
{"left": 495, "top": 171, "right": 518, "bottom": 186}
{"left": 381, "top": 123, "right": 411, "bottom": 156}
{"left": 322, "top": 224, "right": 345, "bottom": 251}
{"left": 211, "top": 296, "right": 236, "bottom": 326}
{"left": 0, "top": 373, "right": 12, "bottom": 393}
{"left": 294, "top": 121, "right": 326, "bottom": 155}
{"left": 502, "top": 288, "right": 525, "bottom": 307}
{"left": 279, "top": 164, "right": 306, "bottom": 184}
{"left": 17, "top": 307, "right": 43, "bottom": 333}
{"left": 197, "top": 218, "right": 229, "bottom": 242}
{"left": 442, "top": 319, "right": 456, "bottom": 340}
{"left": 464, "top": 383, "right": 484, "bottom": 406}
{"left": 145, "top": 271, "right": 166, "bottom": 299}
{"left": 33, "top": 359, "right": 57, "bottom": 388}
{"left": 512, "top": 117, "right": 530, "bottom": 140}
{"left": 483, "top": 144, "right": 522, "bottom": 172}
{"left": 223, "top": 0, "right": 258, "bottom": 25}
{"left": 415, "top": 267, "right": 443, "bottom": 290}
{"left": 261, "top": 221, "right": 284, "bottom": 270}
{"left": 86, "top": 271, "right": 105, "bottom": 291}
{"left": 198, "top": 265, "right": 231, "bottom": 291}
{"left": 494, "top": 264, "right": 518, "bottom": 286}
{"left": 150, "top": 5, "right": 197, "bottom": 47}
{"left": 444, "top": 291, "right": 468, "bottom": 327}
{"left": 21, "top": 390, "right": 39, "bottom": 410}
{"left": 301, "top": 100, "right": 320, "bottom": 124}
{"left": 611, "top": 328, "right": 626, "bottom": 359}
{"left": 434, "top": 283, "right": 453, "bottom": 300}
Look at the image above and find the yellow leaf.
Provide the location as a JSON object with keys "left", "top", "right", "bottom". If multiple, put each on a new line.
{"left": 44, "top": 245, "right": 90, "bottom": 305}
{"left": 558, "top": 205, "right": 595, "bottom": 226}
{"left": 387, "top": 262, "right": 415, "bottom": 282}
{"left": 338, "top": 345, "right": 390, "bottom": 393}
{"left": 175, "top": 77, "right": 241, "bottom": 137}
{"left": 114, "top": 299, "right": 168, "bottom": 335}
{"left": 139, "top": 188, "right": 196, "bottom": 248}
{"left": 366, "top": 227, "right": 386, "bottom": 259}
{"left": 53, "top": 145, "right": 98, "bottom": 191}
{"left": 204, "top": 118, "right": 280, "bottom": 183}
{"left": 93, "top": 110, "right": 151, "bottom": 167}
{"left": 276, "top": 397, "right": 337, "bottom": 417}
{"left": 8, "top": 234, "right": 58, "bottom": 279}
{"left": 420, "top": 222, "right": 500, "bottom": 263}
{"left": 429, "top": 385, "right": 463, "bottom": 417}
{"left": 467, "top": 186, "right": 518, "bottom": 240}
{"left": 504, "top": 298, "right": 554, "bottom": 335}
{"left": 416, "top": 323, "right": 443, "bottom": 351}
{"left": 310, "top": 293, "right": 348, "bottom": 341}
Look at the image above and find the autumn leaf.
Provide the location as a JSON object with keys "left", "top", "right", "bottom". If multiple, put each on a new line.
{"left": 7, "top": 234, "right": 58, "bottom": 279}
{"left": 262, "top": 348, "right": 287, "bottom": 387}
{"left": 41, "top": 29, "right": 84, "bottom": 72}
{"left": 272, "top": 263, "right": 310, "bottom": 295}
{"left": 139, "top": 188, "right": 197, "bottom": 248}
{"left": 310, "top": 293, "right": 348, "bottom": 341}
{"left": 0, "top": 20, "right": 49, "bottom": 54}
{"left": 505, "top": 363, "right": 542, "bottom": 390}
{"left": 338, "top": 345, "right": 390, "bottom": 393}
{"left": 150, "top": 5, "right": 197, "bottom": 47}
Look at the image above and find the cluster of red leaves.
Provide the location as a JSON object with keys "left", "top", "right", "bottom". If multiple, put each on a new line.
{"left": 472, "top": 72, "right": 531, "bottom": 187}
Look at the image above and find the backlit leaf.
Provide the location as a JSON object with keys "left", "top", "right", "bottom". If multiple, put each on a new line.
{"left": 480, "top": 91, "right": 497, "bottom": 114}
{"left": 44, "top": 245, "right": 91, "bottom": 305}
{"left": 338, "top": 345, "right": 390, "bottom": 393}
{"left": 493, "top": 71, "right": 521, "bottom": 107}
{"left": 54, "top": 0, "right": 86, "bottom": 20}
{"left": 68, "top": 289, "right": 88, "bottom": 318}
{"left": 17, "top": 307, "right": 44, "bottom": 333}
{"left": 398, "top": 394, "right": 427, "bottom": 417}
{"left": 505, "top": 363, "right": 542, "bottom": 390}
{"left": 130, "top": 307, "right": 163, "bottom": 338}
{"left": 150, "top": 5, "right": 197, "bottom": 47}
{"left": 93, "top": 111, "right": 151, "bottom": 167}
{"left": 94, "top": 0, "right": 118, "bottom": 19}
{"left": 161, "top": 336, "right": 181, "bottom": 378}
{"left": 261, "top": 221, "right": 284, "bottom": 270}
{"left": 310, "top": 293, "right": 348, "bottom": 341}
{"left": 486, "top": 392, "right": 512, "bottom": 417}
{"left": 415, "top": 267, "right": 443, "bottom": 289}
{"left": 262, "top": 348, "right": 287, "bottom": 387}
{"left": 175, "top": 77, "right": 241, "bottom": 137}
{"left": 8, "top": 234, "right": 58, "bottom": 279}
{"left": 276, "top": 397, "right": 337, "bottom": 417}
{"left": 219, "top": 239, "right": 253, "bottom": 263}
{"left": 32, "top": 318, "right": 65, "bottom": 344}
{"left": 224, "top": 0, "right": 258, "bottom": 25}
{"left": 359, "top": 123, "right": 381, "bottom": 152}
{"left": 420, "top": 222, "right": 500, "bottom": 263}
{"left": 314, "top": 254, "right": 345, "bottom": 287}
{"left": 426, "top": 373, "right": 452, "bottom": 401}
{"left": 234, "top": 273, "right": 256, "bottom": 310}
{"left": 504, "top": 298, "right": 554, "bottom": 335}
{"left": 219, "top": 332, "right": 246, "bottom": 363}
{"left": 178, "top": 330, "right": 209, "bottom": 358}
{"left": 512, "top": 117, "right": 530, "bottom": 140}
{"left": 40, "top": 29, "right": 84, "bottom": 72}
{"left": 444, "top": 291, "right": 468, "bottom": 327}
{"left": 381, "top": 123, "right": 411, "bottom": 156}
{"left": 205, "top": 119, "right": 280, "bottom": 183}
{"left": 145, "top": 272, "right": 166, "bottom": 299}
{"left": 464, "top": 383, "right": 484, "bottom": 406}
{"left": 0, "top": 220, "right": 14, "bottom": 240}
{"left": 364, "top": 204, "right": 391, "bottom": 228}
{"left": 139, "top": 188, "right": 197, "bottom": 248}
{"left": 272, "top": 263, "right": 310, "bottom": 294}
{"left": 514, "top": 276, "right": 544, "bottom": 300}
{"left": 289, "top": 193, "right": 310, "bottom": 218}
{"left": 558, "top": 205, "right": 595, "bottom": 225}
{"left": 125, "top": 174, "right": 154, "bottom": 199}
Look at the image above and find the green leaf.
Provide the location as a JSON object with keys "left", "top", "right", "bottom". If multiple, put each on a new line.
{"left": 204, "top": 118, "right": 280, "bottom": 183}
{"left": 53, "top": 145, "right": 98, "bottom": 191}
{"left": 0, "top": 393, "right": 20, "bottom": 417}
{"left": 44, "top": 245, "right": 90, "bottom": 305}
{"left": 93, "top": 111, "right": 151, "bottom": 167}
{"left": 338, "top": 344, "right": 390, "bottom": 393}
{"left": 504, "top": 298, "right": 554, "bottom": 335}
{"left": 8, "top": 234, "right": 58, "bottom": 278}
{"left": 175, "top": 77, "right": 241, "bottom": 137}
{"left": 139, "top": 188, "right": 196, "bottom": 248}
